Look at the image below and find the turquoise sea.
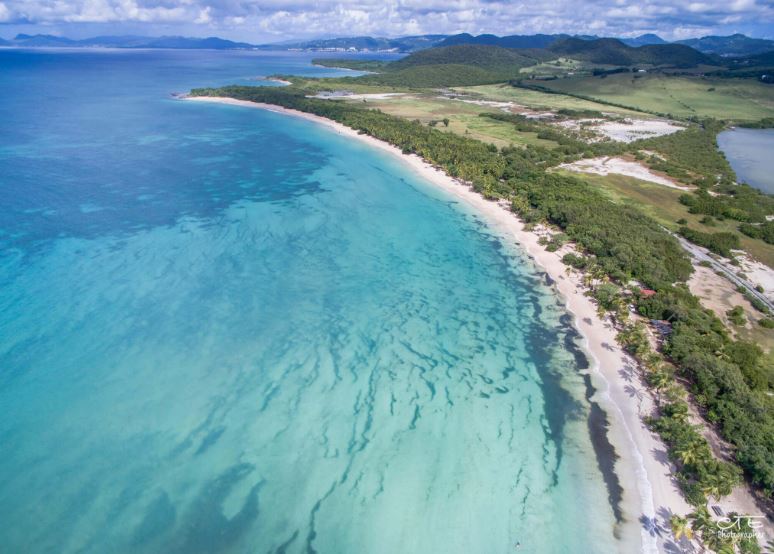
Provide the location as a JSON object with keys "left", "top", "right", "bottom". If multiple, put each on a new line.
{"left": 0, "top": 49, "right": 623, "bottom": 553}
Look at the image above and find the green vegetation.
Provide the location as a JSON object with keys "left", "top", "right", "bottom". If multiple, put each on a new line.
{"left": 687, "top": 507, "right": 763, "bottom": 553}
{"left": 355, "top": 94, "right": 557, "bottom": 149}
{"left": 524, "top": 73, "right": 774, "bottom": 121}
{"left": 562, "top": 252, "right": 588, "bottom": 269}
{"left": 634, "top": 120, "right": 774, "bottom": 250}
{"left": 595, "top": 289, "right": 746, "bottom": 509}
{"left": 556, "top": 107, "right": 604, "bottom": 118}
{"left": 739, "top": 117, "right": 774, "bottom": 129}
{"left": 553, "top": 169, "right": 774, "bottom": 268}
{"left": 740, "top": 221, "right": 774, "bottom": 244}
{"left": 456, "top": 83, "right": 644, "bottom": 117}
{"left": 635, "top": 120, "right": 734, "bottom": 186}
{"left": 648, "top": 405, "right": 742, "bottom": 505}
{"left": 388, "top": 44, "right": 541, "bottom": 72}
{"left": 679, "top": 226, "right": 740, "bottom": 257}
{"left": 518, "top": 57, "right": 588, "bottom": 78}
{"left": 361, "top": 64, "right": 518, "bottom": 87}
{"left": 760, "top": 318, "right": 774, "bottom": 329}
{"left": 679, "top": 187, "right": 774, "bottom": 222}
{"left": 727, "top": 305, "right": 747, "bottom": 326}
{"left": 547, "top": 37, "right": 715, "bottom": 67}
{"left": 189, "top": 82, "right": 774, "bottom": 504}
{"left": 311, "top": 58, "right": 389, "bottom": 72}
{"left": 352, "top": 45, "right": 546, "bottom": 87}
{"left": 639, "top": 287, "right": 774, "bottom": 495}
{"left": 482, "top": 112, "right": 625, "bottom": 160}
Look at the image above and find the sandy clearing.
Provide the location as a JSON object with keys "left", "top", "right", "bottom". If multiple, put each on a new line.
{"left": 558, "top": 156, "right": 692, "bottom": 190}
{"left": 594, "top": 119, "right": 684, "bottom": 143}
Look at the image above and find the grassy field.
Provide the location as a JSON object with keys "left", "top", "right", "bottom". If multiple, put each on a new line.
{"left": 516, "top": 57, "right": 599, "bottom": 78}
{"left": 554, "top": 170, "right": 774, "bottom": 269}
{"left": 348, "top": 94, "right": 558, "bottom": 148}
{"left": 557, "top": 168, "right": 774, "bottom": 350}
{"left": 455, "top": 83, "right": 646, "bottom": 117}
{"left": 531, "top": 74, "right": 774, "bottom": 121}
{"left": 284, "top": 76, "right": 408, "bottom": 94}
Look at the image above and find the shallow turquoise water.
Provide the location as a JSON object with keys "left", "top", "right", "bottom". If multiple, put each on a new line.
{"left": 0, "top": 50, "right": 621, "bottom": 553}
{"left": 718, "top": 128, "right": 774, "bottom": 194}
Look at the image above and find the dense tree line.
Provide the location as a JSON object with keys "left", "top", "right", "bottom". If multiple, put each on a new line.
{"left": 678, "top": 187, "right": 774, "bottom": 223}
{"left": 639, "top": 287, "right": 774, "bottom": 496}
{"left": 740, "top": 221, "right": 774, "bottom": 244}
{"left": 739, "top": 117, "right": 774, "bottom": 129}
{"left": 189, "top": 84, "right": 774, "bottom": 498}
{"left": 678, "top": 226, "right": 741, "bottom": 257}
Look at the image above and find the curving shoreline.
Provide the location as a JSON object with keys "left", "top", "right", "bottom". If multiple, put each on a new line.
{"left": 184, "top": 94, "right": 691, "bottom": 552}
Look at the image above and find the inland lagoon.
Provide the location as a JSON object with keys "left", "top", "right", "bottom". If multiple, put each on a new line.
{"left": 718, "top": 127, "right": 774, "bottom": 194}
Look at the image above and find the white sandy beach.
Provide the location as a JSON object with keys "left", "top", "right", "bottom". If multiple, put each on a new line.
{"left": 185, "top": 95, "right": 697, "bottom": 553}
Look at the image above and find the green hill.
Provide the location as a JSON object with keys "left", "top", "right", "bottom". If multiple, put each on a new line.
{"left": 355, "top": 44, "right": 547, "bottom": 87}
{"left": 548, "top": 38, "right": 716, "bottom": 67}
{"left": 388, "top": 44, "right": 546, "bottom": 71}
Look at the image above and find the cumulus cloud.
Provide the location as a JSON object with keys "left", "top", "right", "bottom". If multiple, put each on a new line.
{"left": 0, "top": 0, "right": 772, "bottom": 40}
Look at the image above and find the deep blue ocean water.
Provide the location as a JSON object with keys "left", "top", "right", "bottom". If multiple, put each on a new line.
{"left": 0, "top": 49, "right": 621, "bottom": 553}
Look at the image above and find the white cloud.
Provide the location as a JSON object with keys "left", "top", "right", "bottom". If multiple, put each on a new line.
{"left": 0, "top": 0, "right": 771, "bottom": 40}
{"left": 194, "top": 5, "right": 211, "bottom": 23}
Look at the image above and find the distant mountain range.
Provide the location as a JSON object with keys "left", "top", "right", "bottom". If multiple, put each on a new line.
{"left": 1, "top": 32, "right": 772, "bottom": 57}
{"left": 276, "top": 35, "right": 447, "bottom": 52}
{"left": 674, "top": 33, "right": 774, "bottom": 57}
{"left": 437, "top": 33, "right": 567, "bottom": 49}
{"left": 433, "top": 33, "right": 773, "bottom": 57}
{"left": 2, "top": 34, "right": 255, "bottom": 49}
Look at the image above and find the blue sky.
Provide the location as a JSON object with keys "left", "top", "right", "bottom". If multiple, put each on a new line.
{"left": 1, "top": 0, "right": 772, "bottom": 43}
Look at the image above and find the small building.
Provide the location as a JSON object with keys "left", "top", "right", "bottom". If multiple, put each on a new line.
{"left": 640, "top": 288, "right": 657, "bottom": 298}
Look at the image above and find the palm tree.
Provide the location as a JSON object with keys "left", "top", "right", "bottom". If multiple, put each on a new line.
{"left": 648, "top": 370, "right": 672, "bottom": 406}
{"left": 663, "top": 383, "right": 687, "bottom": 404}
{"left": 688, "top": 508, "right": 712, "bottom": 536}
{"left": 700, "top": 467, "right": 737, "bottom": 501}
{"left": 703, "top": 524, "right": 735, "bottom": 554}
{"left": 669, "top": 514, "right": 693, "bottom": 542}
{"left": 643, "top": 353, "right": 662, "bottom": 372}
{"left": 674, "top": 440, "right": 705, "bottom": 467}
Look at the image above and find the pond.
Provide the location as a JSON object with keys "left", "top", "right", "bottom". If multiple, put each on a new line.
{"left": 717, "top": 127, "right": 774, "bottom": 194}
